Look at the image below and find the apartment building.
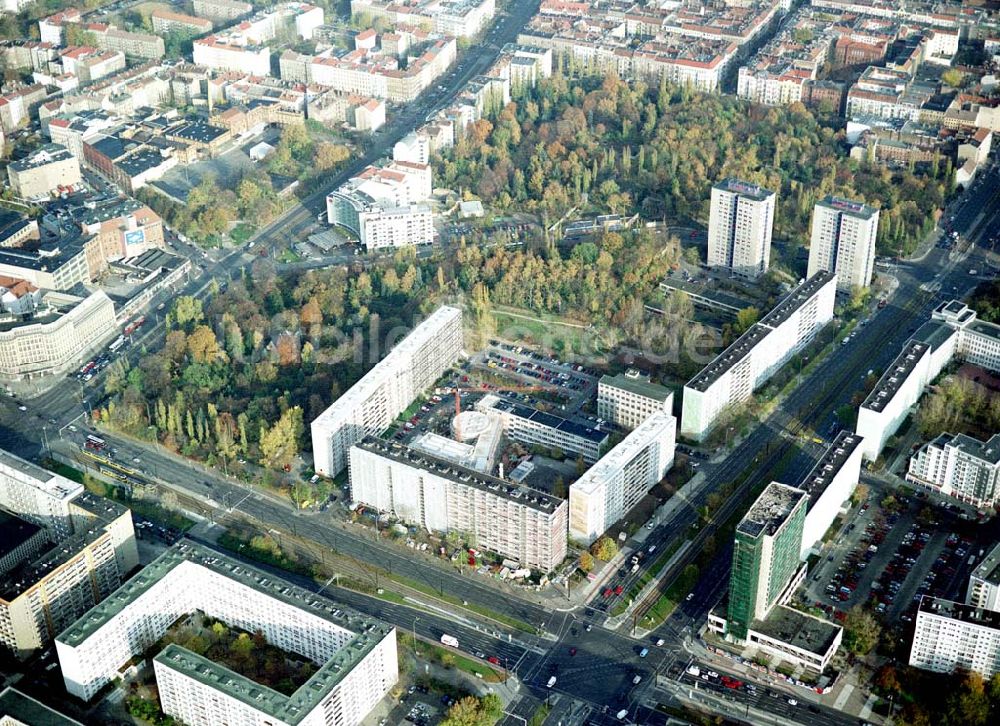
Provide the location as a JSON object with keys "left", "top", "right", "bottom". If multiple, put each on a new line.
{"left": 233, "top": 3, "right": 324, "bottom": 45}
{"left": 568, "top": 411, "right": 675, "bottom": 544}
{"left": 193, "top": 35, "right": 271, "bottom": 75}
{"left": 681, "top": 272, "right": 837, "bottom": 442}
{"left": 350, "top": 0, "right": 495, "bottom": 38}
{"left": 327, "top": 160, "right": 434, "bottom": 249}
{"left": 56, "top": 541, "right": 398, "bottom": 726}
{"left": 707, "top": 179, "right": 776, "bottom": 280}
{"left": 0, "top": 450, "right": 137, "bottom": 657}
{"left": 89, "top": 25, "right": 165, "bottom": 60}
{"left": 797, "top": 432, "right": 864, "bottom": 558}
{"left": 727, "top": 482, "right": 807, "bottom": 640}
{"left": 807, "top": 196, "right": 880, "bottom": 292}
{"left": 151, "top": 10, "right": 213, "bottom": 36}
{"left": 907, "top": 433, "right": 1000, "bottom": 508}
{"left": 192, "top": 0, "right": 252, "bottom": 23}
{"left": 597, "top": 371, "right": 674, "bottom": 431}
{"left": 967, "top": 543, "right": 1000, "bottom": 612}
{"left": 0, "top": 688, "right": 82, "bottom": 725}
{"left": 59, "top": 47, "right": 125, "bottom": 84}
{"left": 910, "top": 597, "right": 1000, "bottom": 679}
{"left": 477, "top": 394, "right": 609, "bottom": 463}
{"left": 7, "top": 143, "right": 81, "bottom": 200}
{"left": 349, "top": 437, "right": 568, "bottom": 571}
{"left": 311, "top": 306, "right": 464, "bottom": 476}
{"left": 0, "top": 289, "right": 117, "bottom": 379}
{"left": 855, "top": 340, "right": 934, "bottom": 461}
{"left": 38, "top": 9, "right": 84, "bottom": 46}
{"left": 932, "top": 300, "right": 1000, "bottom": 373}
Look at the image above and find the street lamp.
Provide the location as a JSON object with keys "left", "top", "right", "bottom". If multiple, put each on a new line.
{"left": 411, "top": 616, "right": 420, "bottom": 657}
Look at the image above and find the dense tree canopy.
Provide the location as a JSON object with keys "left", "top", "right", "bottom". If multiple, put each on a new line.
{"left": 435, "top": 72, "right": 949, "bottom": 261}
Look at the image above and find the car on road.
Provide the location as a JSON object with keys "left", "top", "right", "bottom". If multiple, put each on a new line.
{"left": 487, "top": 656, "right": 499, "bottom": 665}
{"left": 638, "top": 648, "right": 648, "bottom": 658}
{"left": 569, "top": 647, "right": 577, "bottom": 656}
{"left": 632, "top": 674, "right": 642, "bottom": 685}
{"left": 655, "top": 638, "right": 665, "bottom": 647}
{"left": 787, "top": 698, "right": 798, "bottom": 706}
{"left": 17, "top": 405, "right": 26, "bottom": 411}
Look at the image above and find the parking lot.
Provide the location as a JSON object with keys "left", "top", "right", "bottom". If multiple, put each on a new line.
{"left": 801, "top": 483, "right": 981, "bottom": 628}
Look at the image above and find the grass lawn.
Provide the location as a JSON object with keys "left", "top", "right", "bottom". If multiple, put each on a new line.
{"left": 492, "top": 307, "right": 601, "bottom": 358}
{"left": 230, "top": 223, "right": 256, "bottom": 245}
{"left": 389, "top": 573, "right": 538, "bottom": 634}
{"left": 400, "top": 634, "right": 502, "bottom": 683}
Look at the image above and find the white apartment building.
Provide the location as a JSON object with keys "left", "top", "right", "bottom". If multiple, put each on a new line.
{"left": 311, "top": 306, "right": 463, "bottom": 476}
{"left": 597, "top": 371, "right": 674, "bottom": 431}
{"left": 57, "top": 542, "right": 397, "bottom": 726}
{"left": 906, "top": 433, "right": 1000, "bottom": 508}
{"left": 855, "top": 340, "right": 934, "bottom": 461}
{"left": 568, "top": 410, "right": 676, "bottom": 544}
{"left": 707, "top": 179, "right": 776, "bottom": 280}
{"left": 797, "top": 431, "right": 864, "bottom": 558}
{"left": 357, "top": 204, "right": 433, "bottom": 250}
{"left": 0, "top": 450, "right": 137, "bottom": 657}
{"left": 238, "top": 3, "right": 324, "bottom": 45}
{"left": 393, "top": 132, "right": 430, "bottom": 165}
{"left": 6, "top": 143, "right": 80, "bottom": 201}
{"left": 193, "top": 35, "right": 271, "bottom": 75}
{"left": 192, "top": 0, "right": 252, "bottom": 22}
{"left": 967, "top": 543, "right": 1000, "bottom": 612}
{"left": 0, "top": 290, "right": 117, "bottom": 379}
{"left": 932, "top": 300, "right": 1000, "bottom": 373}
{"left": 910, "top": 597, "right": 1000, "bottom": 679}
{"left": 0, "top": 687, "right": 82, "bottom": 725}
{"left": 807, "top": 196, "right": 880, "bottom": 292}
{"left": 350, "top": 0, "right": 495, "bottom": 38}
{"left": 681, "top": 271, "right": 837, "bottom": 442}
{"left": 349, "top": 437, "right": 568, "bottom": 571}
{"left": 476, "top": 394, "right": 609, "bottom": 463}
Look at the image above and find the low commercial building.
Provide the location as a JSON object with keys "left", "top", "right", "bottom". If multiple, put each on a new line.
{"left": 681, "top": 272, "right": 836, "bottom": 442}
{"left": 967, "top": 543, "right": 1000, "bottom": 612}
{"left": 597, "top": 371, "right": 673, "bottom": 431}
{"left": 910, "top": 597, "right": 1000, "bottom": 679}
{"left": 311, "top": 306, "right": 463, "bottom": 477}
{"left": 6, "top": 143, "right": 80, "bottom": 201}
{"left": 349, "top": 437, "right": 568, "bottom": 572}
{"left": 0, "top": 450, "right": 137, "bottom": 658}
{"left": 933, "top": 300, "right": 1000, "bottom": 373}
{"left": 56, "top": 541, "right": 398, "bottom": 726}
{"left": 797, "top": 431, "right": 864, "bottom": 558}
{"left": 0, "top": 290, "right": 117, "bottom": 380}
{"left": 906, "top": 433, "right": 1000, "bottom": 509}
{"left": 568, "top": 411, "right": 675, "bottom": 544}
{"left": 476, "top": 394, "right": 609, "bottom": 463}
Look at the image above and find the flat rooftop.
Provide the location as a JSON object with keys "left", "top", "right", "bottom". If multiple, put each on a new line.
{"left": 571, "top": 411, "right": 674, "bottom": 496}
{"left": 971, "top": 542, "right": 1000, "bottom": 588}
{"left": 599, "top": 373, "right": 673, "bottom": 403}
{"left": 484, "top": 396, "right": 608, "bottom": 444}
{"left": 912, "top": 319, "right": 958, "bottom": 353}
{"left": 861, "top": 340, "right": 931, "bottom": 413}
{"left": 919, "top": 596, "right": 1000, "bottom": 630}
{"left": 659, "top": 277, "right": 748, "bottom": 314}
{"left": 686, "top": 272, "right": 833, "bottom": 392}
{"left": 797, "top": 431, "right": 863, "bottom": 507}
{"left": 817, "top": 195, "right": 878, "bottom": 221}
{"left": 8, "top": 144, "right": 75, "bottom": 172}
{"left": 0, "top": 448, "right": 82, "bottom": 501}
{"left": 949, "top": 433, "right": 1000, "bottom": 466}
{"left": 0, "top": 509, "right": 43, "bottom": 562}
{"left": 737, "top": 482, "right": 805, "bottom": 539}
{"left": 356, "top": 436, "right": 563, "bottom": 513}
{"left": 0, "top": 687, "right": 82, "bottom": 725}
{"left": 751, "top": 605, "right": 842, "bottom": 659}
{"left": 968, "top": 319, "right": 1000, "bottom": 343}
{"left": 713, "top": 178, "right": 774, "bottom": 202}
{"left": 758, "top": 271, "right": 835, "bottom": 330}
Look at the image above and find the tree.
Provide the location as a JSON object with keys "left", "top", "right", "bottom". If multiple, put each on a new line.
{"left": 187, "top": 325, "right": 222, "bottom": 363}
{"left": 734, "top": 307, "right": 760, "bottom": 335}
{"left": 259, "top": 406, "right": 304, "bottom": 470}
{"left": 590, "top": 536, "right": 618, "bottom": 561}
{"left": 169, "top": 296, "right": 204, "bottom": 330}
{"left": 843, "top": 606, "right": 880, "bottom": 656}
{"left": 313, "top": 142, "right": 351, "bottom": 170}
{"left": 578, "top": 551, "right": 595, "bottom": 573}
{"left": 941, "top": 68, "right": 964, "bottom": 88}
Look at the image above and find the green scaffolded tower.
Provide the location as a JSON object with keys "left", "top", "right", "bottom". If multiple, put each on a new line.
{"left": 727, "top": 482, "right": 807, "bottom": 640}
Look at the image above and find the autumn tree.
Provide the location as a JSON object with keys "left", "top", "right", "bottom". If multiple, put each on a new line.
{"left": 187, "top": 325, "right": 222, "bottom": 363}
{"left": 169, "top": 296, "right": 204, "bottom": 330}
{"left": 578, "top": 551, "right": 595, "bottom": 573}
{"left": 313, "top": 142, "right": 351, "bottom": 170}
{"left": 590, "top": 536, "right": 618, "bottom": 561}
{"left": 259, "top": 406, "right": 304, "bottom": 470}
{"left": 843, "top": 606, "right": 880, "bottom": 656}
